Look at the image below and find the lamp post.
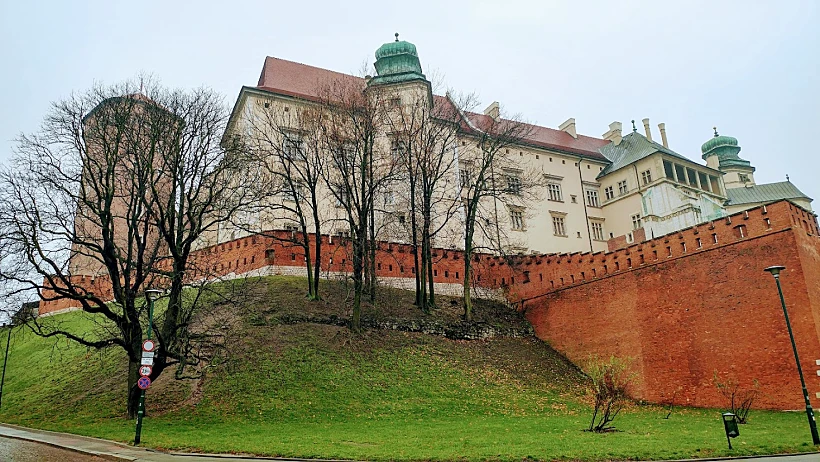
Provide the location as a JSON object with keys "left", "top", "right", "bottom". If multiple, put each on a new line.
{"left": 0, "top": 324, "right": 12, "bottom": 410}
{"left": 763, "top": 265, "right": 820, "bottom": 445}
{"left": 134, "top": 288, "right": 163, "bottom": 446}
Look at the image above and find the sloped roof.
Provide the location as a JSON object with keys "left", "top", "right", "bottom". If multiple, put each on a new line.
{"left": 252, "top": 56, "right": 610, "bottom": 160}
{"left": 726, "top": 181, "right": 812, "bottom": 206}
{"left": 597, "top": 131, "right": 701, "bottom": 178}
{"left": 463, "top": 112, "right": 610, "bottom": 160}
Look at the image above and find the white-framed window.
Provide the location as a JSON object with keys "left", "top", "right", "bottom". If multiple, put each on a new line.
{"left": 641, "top": 170, "right": 652, "bottom": 185}
{"left": 618, "top": 180, "right": 628, "bottom": 196}
{"left": 631, "top": 213, "right": 643, "bottom": 230}
{"left": 591, "top": 221, "right": 605, "bottom": 241}
{"left": 739, "top": 173, "right": 749, "bottom": 183}
{"left": 510, "top": 208, "right": 524, "bottom": 230}
{"left": 394, "top": 212, "right": 406, "bottom": 225}
{"left": 585, "top": 189, "right": 600, "bottom": 207}
{"left": 390, "top": 138, "right": 406, "bottom": 160}
{"left": 506, "top": 175, "right": 522, "bottom": 195}
{"left": 384, "top": 190, "right": 395, "bottom": 206}
{"left": 333, "top": 186, "right": 348, "bottom": 208}
{"left": 283, "top": 132, "right": 303, "bottom": 159}
{"left": 548, "top": 183, "right": 563, "bottom": 202}
{"left": 552, "top": 215, "right": 567, "bottom": 236}
{"left": 604, "top": 186, "right": 614, "bottom": 200}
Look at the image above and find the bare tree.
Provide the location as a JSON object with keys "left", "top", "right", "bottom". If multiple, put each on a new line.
{"left": 0, "top": 79, "right": 252, "bottom": 418}
{"left": 319, "top": 80, "right": 397, "bottom": 332}
{"left": 455, "top": 103, "right": 541, "bottom": 321}
{"left": 584, "top": 355, "right": 634, "bottom": 433}
{"left": 713, "top": 372, "right": 760, "bottom": 424}
{"left": 240, "top": 99, "right": 327, "bottom": 300}
{"left": 385, "top": 89, "right": 462, "bottom": 312}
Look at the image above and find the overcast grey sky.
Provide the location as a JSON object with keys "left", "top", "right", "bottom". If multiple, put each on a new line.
{"left": 1, "top": 0, "right": 818, "bottom": 203}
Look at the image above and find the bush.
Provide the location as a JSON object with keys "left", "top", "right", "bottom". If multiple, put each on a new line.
{"left": 583, "top": 355, "right": 635, "bottom": 433}
{"left": 713, "top": 372, "right": 759, "bottom": 424}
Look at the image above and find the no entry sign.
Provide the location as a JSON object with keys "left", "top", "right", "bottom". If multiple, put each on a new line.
{"left": 139, "top": 365, "right": 152, "bottom": 377}
{"left": 137, "top": 376, "right": 151, "bottom": 390}
{"left": 142, "top": 339, "right": 156, "bottom": 352}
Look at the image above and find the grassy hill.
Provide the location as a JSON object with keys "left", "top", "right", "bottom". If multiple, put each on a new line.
{"left": 0, "top": 276, "right": 815, "bottom": 460}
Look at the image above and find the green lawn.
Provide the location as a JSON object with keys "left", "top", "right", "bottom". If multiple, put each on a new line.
{"left": 0, "top": 276, "right": 816, "bottom": 460}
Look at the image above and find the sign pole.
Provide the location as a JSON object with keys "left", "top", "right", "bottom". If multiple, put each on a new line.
{"left": 134, "top": 291, "right": 158, "bottom": 446}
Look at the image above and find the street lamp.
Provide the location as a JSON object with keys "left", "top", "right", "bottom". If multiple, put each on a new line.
{"left": 763, "top": 265, "right": 820, "bottom": 445}
{"left": 134, "top": 288, "right": 163, "bottom": 445}
{"left": 0, "top": 323, "right": 12, "bottom": 410}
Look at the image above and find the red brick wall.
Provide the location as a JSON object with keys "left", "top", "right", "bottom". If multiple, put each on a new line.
{"left": 38, "top": 201, "right": 820, "bottom": 411}
{"left": 515, "top": 202, "right": 820, "bottom": 409}
{"left": 39, "top": 232, "right": 487, "bottom": 315}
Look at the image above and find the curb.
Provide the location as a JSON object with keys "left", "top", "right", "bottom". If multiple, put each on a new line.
{"left": 0, "top": 423, "right": 137, "bottom": 461}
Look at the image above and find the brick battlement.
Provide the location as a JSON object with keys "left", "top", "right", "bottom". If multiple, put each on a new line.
{"left": 489, "top": 201, "right": 819, "bottom": 305}
{"left": 39, "top": 231, "right": 494, "bottom": 315}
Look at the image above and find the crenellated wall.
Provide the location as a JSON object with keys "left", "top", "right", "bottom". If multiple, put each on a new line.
{"left": 38, "top": 231, "right": 494, "bottom": 315}
{"left": 499, "top": 201, "right": 820, "bottom": 409}
{"left": 37, "top": 201, "right": 820, "bottom": 410}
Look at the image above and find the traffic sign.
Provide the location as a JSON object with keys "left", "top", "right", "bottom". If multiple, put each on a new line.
{"left": 142, "top": 351, "right": 154, "bottom": 359}
{"left": 140, "top": 357, "right": 154, "bottom": 366}
{"left": 142, "top": 339, "right": 156, "bottom": 353}
{"left": 139, "top": 365, "right": 152, "bottom": 377}
{"left": 137, "top": 376, "right": 151, "bottom": 390}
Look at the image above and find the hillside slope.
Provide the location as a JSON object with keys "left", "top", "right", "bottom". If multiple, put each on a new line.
{"left": 0, "top": 276, "right": 813, "bottom": 460}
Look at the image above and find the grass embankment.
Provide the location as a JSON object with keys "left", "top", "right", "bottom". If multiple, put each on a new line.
{"left": 0, "top": 275, "right": 816, "bottom": 460}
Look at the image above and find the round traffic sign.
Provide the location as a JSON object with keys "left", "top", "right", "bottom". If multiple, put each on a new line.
{"left": 142, "top": 339, "right": 156, "bottom": 352}
{"left": 137, "top": 376, "right": 151, "bottom": 390}
{"left": 139, "top": 365, "right": 152, "bottom": 377}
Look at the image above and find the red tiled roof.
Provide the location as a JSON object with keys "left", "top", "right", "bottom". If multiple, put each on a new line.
{"left": 464, "top": 112, "right": 610, "bottom": 160}
{"left": 255, "top": 57, "right": 610, "bottom": 160}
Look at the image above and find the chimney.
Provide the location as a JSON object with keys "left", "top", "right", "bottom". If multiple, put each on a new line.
{"left": 642, "top": 118, "right": 652, "bottom": 142}
{"left": 559, "top": 118, "right": 577, "bottom": 139}
{"left": 602, "top": 121, "right": 623, "bottom": 145}
{"left": 658, "top": 123, "right": 668, "bottom": 148}
{"left": 484, "top": 101, "right": 500, "bottom": 121}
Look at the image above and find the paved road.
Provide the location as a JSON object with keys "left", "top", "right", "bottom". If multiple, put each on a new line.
{"left": 0, "top": 435, "right": 109, "bottom": 461}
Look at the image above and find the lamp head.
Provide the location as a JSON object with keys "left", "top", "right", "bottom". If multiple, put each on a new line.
{"left": 764, "top": 265, "right": 786, "bottom": 277}
{"left": 145, "top": 289, "right": 163, "bottom": 301}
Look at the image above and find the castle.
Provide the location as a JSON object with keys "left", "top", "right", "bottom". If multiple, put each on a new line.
{"left": 39, "top": 36, "right": 820, "bottom": 410}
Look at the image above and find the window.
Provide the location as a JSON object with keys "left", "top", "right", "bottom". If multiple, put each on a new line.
{"left": 570, "top": 195, "right": 577, "bottom": 203}
{"left": 395, "top": 212, "right": 406, "bottom": 225}
{"left": 586, "top": 189, "right": 600, "bottom": 207}
{"left": 506, "top": 175, "right": 522, "bottom": 195}
{"left": 390, "top": 139, "right": 406, "bottom": 160}
{"left": 641, "top": 170, "right": 652, "bottom": 185}
{"left": 510, "top": 209, "right": 524, "bottom": 230}
{"left": 663, "top": 160, "right": 675, "bottom": 180}
{"left": 604, "top": 186, "right": 614, "bottom": 200}
{"left": 709, "top": 175, "right": 721, "bottom": 194}
{"left": 283, "top": 132, "right": 303, "bottom": 159}
{"left": 739, "top": 173, "right": 749, "bottom": 183}
{"left": 631, "top": 213, "right": 643, "bottom": 230}
{"left": 552, "top": 216, "right": 567, "bottom": 236}
{"left": 617, "top": 180, "right": 628, "bottom": 196}
{"left": 698, "top": 172, "right": 711, "bottom": 192}
{"left": 591, "top": 221, "right": 605, "bottom": 241}
{"left": 686, "top": 168, "right": 698, "bottom": 186}
{"left": 548, "top": 183, "right": 563, "bottom": 201}
{"left": 674, "top": 164, "right": 686, "bottom": 184}
{"left": 384, "top": 190, "right": 395, "bottom": 206}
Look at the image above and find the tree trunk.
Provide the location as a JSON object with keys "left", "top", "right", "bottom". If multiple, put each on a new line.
{"left": 312, "top": 227, "right": 321, "bottom": 301}
{"left": 127, "top": 359, "right": 141, "bottom": 419}
{"left": 463, "top": 238, "right": 474, "bottom": 322}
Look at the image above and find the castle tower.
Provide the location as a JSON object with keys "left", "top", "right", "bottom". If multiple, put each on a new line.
{"left": 701, "top": 128, "right": 755, "bottom": 189}
{"left": 367, "top": 34, "right": 432, "bottom": 107}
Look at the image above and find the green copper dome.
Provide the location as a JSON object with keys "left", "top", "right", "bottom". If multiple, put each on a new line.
{"left": 369, "top": 33, "right": 427, "bottom": 86}
{"left": 701, "top": 128, "right": 754, "bottom": 171}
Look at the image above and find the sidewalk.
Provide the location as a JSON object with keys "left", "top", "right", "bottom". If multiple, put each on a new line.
{"left": 0, "top": 422, "right": 816, "bottom": 462}
{"left": 0, "top": 423, "right": 333, "bottom": 461}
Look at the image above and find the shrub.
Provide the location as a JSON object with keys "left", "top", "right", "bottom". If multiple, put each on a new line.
{"left": 583, "top": 355, "right": 635, "bottom": 433}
